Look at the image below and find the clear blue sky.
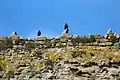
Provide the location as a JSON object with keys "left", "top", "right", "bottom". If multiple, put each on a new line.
{"left": 0, "top": 0, "right": 120, "bottom": 37}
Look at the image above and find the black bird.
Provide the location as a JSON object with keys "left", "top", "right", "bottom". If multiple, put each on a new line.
{"left": 37, "top": 30, "right": 41, "bottom": 36}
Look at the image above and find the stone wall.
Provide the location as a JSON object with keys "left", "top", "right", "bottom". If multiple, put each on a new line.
{"left": 33, "top": 36, "right": 113, "bottom": 48}
{"left": 0, "top": 46, "right": 120, "bottom": 80}
{"left": 0, "top": 35, "right": 114, "bottom": 50}
{"left": 0, "top": 36, "right": 8, "bottom": 41}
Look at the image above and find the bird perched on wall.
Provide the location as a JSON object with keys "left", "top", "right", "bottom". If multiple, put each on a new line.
{"left": 64, "top": 23, "right": 69, "bottom": 34}
{"left": 37, "top": 30, "right": 41, "bottom": 37}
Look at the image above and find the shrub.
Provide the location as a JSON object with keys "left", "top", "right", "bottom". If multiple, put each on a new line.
{"left": 0, "top": 41, "right": 6, "bottom": 51}
{"left": 25, "top": 42, "right": 35, "bottom": 50}
{"left": 47, "top": 51, "right": 60, "bottom": 62}
{"left": 71, "top": 37, "right": 79, "bottom": 46}
{"left": 89, "top": 35, "right": 96, "bottom": 42}
{"left": 14, "top": 39, "right": 20, "bottom": 45}
{"left": 82, "top": 38, "right": 91, "bottom": 43}
{"left": 110, "top": 36, "right": 117, "bottom": 43}
{"left": 71, "top": 37, "right": 93, "bottom": 45}
{"left": 4, "top": 39, "right": 13, "bottom": 48}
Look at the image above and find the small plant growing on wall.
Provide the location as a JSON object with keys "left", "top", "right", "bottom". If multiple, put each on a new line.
{"left": 25, "top": 42, "right": 35, "bottom": 50}
{"left": 110, "top": 35, "right": 117, "bottom": 44}
{"left": 4, "top": 39, "right": 13, "bottom": 48}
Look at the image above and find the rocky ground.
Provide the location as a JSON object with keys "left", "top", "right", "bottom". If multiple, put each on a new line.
{"left": 0, "top": 46, "right": 120, "bottom": 80}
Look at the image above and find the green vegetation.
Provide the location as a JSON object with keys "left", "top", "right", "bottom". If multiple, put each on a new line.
{"left": 89, "top": 35, "right": 96, "bottom": 42}
{"left": 4, "top": 39, "right": 13, "bottom": 48}
{"left": 0, "top": 55, "right": 16, "bottom": 75}
{"left": 71, "top": 35, "right": 96, "bottom": 46}
{"left": 25, "top": 42, "right": 35, "bottom": 50}
{"left": 110, "top": 35, "right": 117, "bottom": 43}
{"left": 46, "top": 46, "right": 120, "bottom": 63}
{"left": 14, "top": 39, "right": 20, "bottom": 45}
{"left": 0, "top": 45, "right": 119, "bottom": 78}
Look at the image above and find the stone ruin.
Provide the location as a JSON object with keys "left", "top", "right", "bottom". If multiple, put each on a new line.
{"left": 0, "top": 25, "right": 120, "bottom": 48}
{"left": 104, "top": 28, "right": 120, "bottom": 40}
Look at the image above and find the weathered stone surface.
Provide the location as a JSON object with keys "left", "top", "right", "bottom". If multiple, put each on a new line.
{"left": 67, "top": 41, "right": 73, "bottom": 46}
{"left": 56, "top": 43, "right": 63, "bottom": 47}
{"left": 0, "top": 45, "right": 120, "bottom": 80}
{"left": 60, "top": 38, "right": 67, "bottom": 43}
{"left": 36, "top": 37, "right": 46, "bottom": 41}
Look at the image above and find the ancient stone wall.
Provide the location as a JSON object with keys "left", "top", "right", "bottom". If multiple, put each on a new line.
{"left": 34, "top": 36, "right": 113, "bottom": 48}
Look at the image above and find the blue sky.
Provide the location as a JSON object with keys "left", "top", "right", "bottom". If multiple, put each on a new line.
{"left": 0, "top": 0, "right": 120, "bottom": 37}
